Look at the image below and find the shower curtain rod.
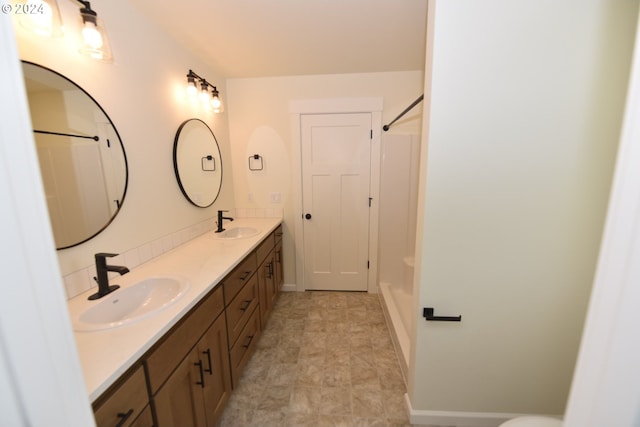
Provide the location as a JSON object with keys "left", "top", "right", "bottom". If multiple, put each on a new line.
{"left": 383, "top": 94, "right": 424, "bottom": 132}
{"left": 34, "top": 129, "right": 99, "bottom": 141}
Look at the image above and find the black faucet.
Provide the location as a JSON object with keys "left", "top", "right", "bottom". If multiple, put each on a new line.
{"left": 88, "top": 253, "right": 129, "bottom": 300}
{"left": 216, "top": 210, "right": 234, "bottom": 233}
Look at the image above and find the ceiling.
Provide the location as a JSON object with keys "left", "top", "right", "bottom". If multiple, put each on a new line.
{"left": 132, "top": 0, "right": 428, "bottom": 79}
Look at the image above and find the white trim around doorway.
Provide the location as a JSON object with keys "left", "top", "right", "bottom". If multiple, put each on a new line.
{"left": 290, "top": 97, "right": 383, "bottom": 293}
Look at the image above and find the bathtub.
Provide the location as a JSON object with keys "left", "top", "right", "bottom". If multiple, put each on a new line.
{"left": 379, "top": 256, "right": 415, "bottom": 384}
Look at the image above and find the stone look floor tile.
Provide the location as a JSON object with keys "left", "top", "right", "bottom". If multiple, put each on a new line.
{"left": 219, "top": 291, "right": 413, "bottom": 426}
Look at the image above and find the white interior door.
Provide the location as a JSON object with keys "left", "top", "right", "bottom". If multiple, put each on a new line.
{"left": 301, "top": 113, "right": 372, "bottom": 291}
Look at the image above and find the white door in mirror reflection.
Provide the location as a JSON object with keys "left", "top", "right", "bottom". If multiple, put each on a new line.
{"left": 301, "top": 113, "right": 371, "bottom": 291}
{"left": 173, "top": 118, "right": 223, "bottom": 208}
{"left": 35, "top": 122, "right": 124, "bottom": 249}
{"left": 22, "top": 61, "right": 129, "bottom": 250}
{"left": 37, "top": 134, "right": 111, "bottom": 247}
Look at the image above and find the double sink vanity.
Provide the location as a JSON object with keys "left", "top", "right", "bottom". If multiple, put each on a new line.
{"left": 67, "top": 217, "right": 283, "bottom": 427}
{"left": 21, "top": 59, "right": 279, "bottom": 426}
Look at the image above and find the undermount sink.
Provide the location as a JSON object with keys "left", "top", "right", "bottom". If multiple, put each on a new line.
{"left": 73, "top": 277, "right": 190, "bottom": 332}
{"left": 213, "top": 226, "right": 259, "bottom": 239}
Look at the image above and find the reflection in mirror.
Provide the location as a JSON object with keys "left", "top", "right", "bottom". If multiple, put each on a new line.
{"left": 22, "top": 61, "right": 128, "bottom": 250}
{"left": 173, "top": 119, "right": 223, "bottom": 208}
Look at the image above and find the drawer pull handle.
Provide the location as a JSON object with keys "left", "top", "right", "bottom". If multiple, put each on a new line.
{"left": 203, "top": 349, "right": 213, "bottom": 375}
{"left": 194, "top": 360, "right": 205, "bottom": 388}
{"left": 115, "top": 409, "right": 134, "bottom": 427}
{"left": 239, "top": 271, "right": 252, "bottom": 281}
{"left": 239, "top": 299, "right": 252, "bottom": 312}
{"left": 265, "top": 263, "right": 273, "bottom": 279}
{"left": 242, "top": 334, "right": 255, "bottom": 349}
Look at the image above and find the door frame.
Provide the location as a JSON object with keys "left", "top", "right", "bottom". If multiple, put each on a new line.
{"left": 290, "top": 97, "right": 383, "bottom": 293}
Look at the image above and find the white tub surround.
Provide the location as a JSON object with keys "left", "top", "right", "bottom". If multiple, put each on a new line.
{"left": 67, "top": 217, "right": 281, "bottom": 402}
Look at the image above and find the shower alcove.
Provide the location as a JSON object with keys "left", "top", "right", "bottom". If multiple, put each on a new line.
{"left": 378, "top": 133, "right": 420, "bottom": 380}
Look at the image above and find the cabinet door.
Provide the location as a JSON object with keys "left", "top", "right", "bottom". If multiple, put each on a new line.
{"left": 274, "top": 240, "right": 283, "bottom": 291}
{"left": 257, "top": 250, "right": 275, "bottom": 326}
{"left": 129, "top": 406, "right": 153, "bottom": 427}
{"left": 198, "top": 313, "right": 232, "bottom": 427}
{"left": 154, "top": 348, "right": 207, "bottom": 427}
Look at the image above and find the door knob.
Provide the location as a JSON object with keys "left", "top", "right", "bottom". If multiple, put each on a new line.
{"left": 305, "top": 213, "right": 312, "bottom": 220}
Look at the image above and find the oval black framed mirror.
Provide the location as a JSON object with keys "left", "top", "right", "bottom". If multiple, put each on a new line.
{"left": 173, "top": 118, "right": 223, "bottom": 208}
{"left": 21, "top": 61, "right": 129, "bottom": 250}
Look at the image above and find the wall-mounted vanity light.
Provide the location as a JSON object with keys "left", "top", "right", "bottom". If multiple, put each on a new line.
{"left": 17, "top": 0, "right": 63, "bottom": 37}
{"left": 186, "top": 69, "right": 223, "bottom": 112}
{"left": 17, "top": 0, "right": 113, "bottom": 62}
{"left": 77, "top": 1, "right": 112, "bottom": 61}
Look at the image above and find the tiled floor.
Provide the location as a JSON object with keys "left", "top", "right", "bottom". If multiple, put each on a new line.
{"left": 218, "top": 291, "right": 413, "bottom": 427}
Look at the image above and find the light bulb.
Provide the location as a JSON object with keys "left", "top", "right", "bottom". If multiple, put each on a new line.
{"left": 28, "top": 1, "right": 52, "bottom": 33}
{"left": 20, "top": 0, "right": 62, "bottom": 38}
{"left": 187, "top": 79, "right": 198, "bottom": 97}
{"left": 82, "top": 21, "right": 103, "bottom": 49}
{"left": 211, "top": 95, "right": 221, "bottom": 109}
{"left": 199, "top": 85, "right": 210, "bottom": 103}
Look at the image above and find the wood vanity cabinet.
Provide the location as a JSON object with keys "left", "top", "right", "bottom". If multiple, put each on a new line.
{"left": 223, "top": 225, "right": 281, "bottom": 387}
{"left": 257, "top": 250, "right": 277, "bottom": 326}
{"left": 93, "top": 364, "right": 152, "bottom": 427}
{"left": 274, "top": 226, "right": 284, "bottom": 291}
{"left": 92, "top": 224, "right": 284, "bottom": 427}
{"left": 153, "top": 314, "right": 230, "bottom": 427}
{"left": 223, "top": 253, "right": 261, "bottom": 388}
{"left": 257, "top": 226, "right": 283, "bottom": 326}
{"left": 146, "top": 285, "right": 231, "bottom": 427}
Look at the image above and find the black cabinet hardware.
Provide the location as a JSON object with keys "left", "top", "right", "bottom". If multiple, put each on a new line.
{"left": 202, "top": 349, "right": 213, "bottom": 375}
{"left": 242, "top": 334, "right": 255, "bottom": 349}
{"left": 239, "top": 300, "right": 252, "bottom": 312}
{"left": 115, "top": 409, "right": 134, "bottom": 427}
{"left": 194, "top": 360, "right": 205, "bottom": 388}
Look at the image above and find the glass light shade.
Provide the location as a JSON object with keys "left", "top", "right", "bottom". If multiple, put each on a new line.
{"left": 199, "top": 87, "right": 211, "bottom": 103}
{"left": 78, "top": 15, "right": 113, "bottom": 62}
{"left": 211, "top": 95, "right": 222, "bottom": 110}
{"left": 82, "top": 21, "right": 102, "bottom": 48}
{"left": 186, "top": 79, "right": 198, "bottom": 97}
{"left": 19, "top": 0, "right": 63, "bottom": 38}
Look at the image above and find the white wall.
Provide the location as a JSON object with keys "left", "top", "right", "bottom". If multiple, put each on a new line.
{"left": 226, "top": 71, "right": 424, "bottom": 285}
{"left": 409, "top": 0, "right": 638, "bottom": 420}
{"left": 12, "top": 0, "right": 235, "bottom": 297}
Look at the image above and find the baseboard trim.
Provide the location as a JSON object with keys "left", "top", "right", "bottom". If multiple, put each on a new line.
{"left": 403, "top": 394, "right": 558, "bottom": 427}
{"left": 281, "top": 283, "right": 298, "bottom": 292}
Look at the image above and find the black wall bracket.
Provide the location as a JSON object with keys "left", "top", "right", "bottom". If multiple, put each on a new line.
{"left": 423, "top": 307, "right": 462, "bottom": 322}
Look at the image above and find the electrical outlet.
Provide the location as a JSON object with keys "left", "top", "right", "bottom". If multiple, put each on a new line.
{"left": 270, "top": 192, "right": 281, "bottom": 203}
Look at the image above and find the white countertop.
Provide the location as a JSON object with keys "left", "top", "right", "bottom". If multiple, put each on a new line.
{"left": 67, "top": 217, "right": 282, "bottom": 402}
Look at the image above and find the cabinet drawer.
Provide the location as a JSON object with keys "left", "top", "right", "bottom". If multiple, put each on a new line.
{"left": 229, "top": 306, "right": 261, "bottom": 388}
{"left": 223, "top": 252, "right": 257, "bottom": 305}
{"left": 93, "top": 365, "right": 148, "bottom": 427}
{"left": 146, "top": 285, "right": 224, "bottom": 394}
{"left": 226, "top": 274, "right": 259, "bottom": 347}
{"left": 256, "top": 232, "right": 275, "bottom": 264}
